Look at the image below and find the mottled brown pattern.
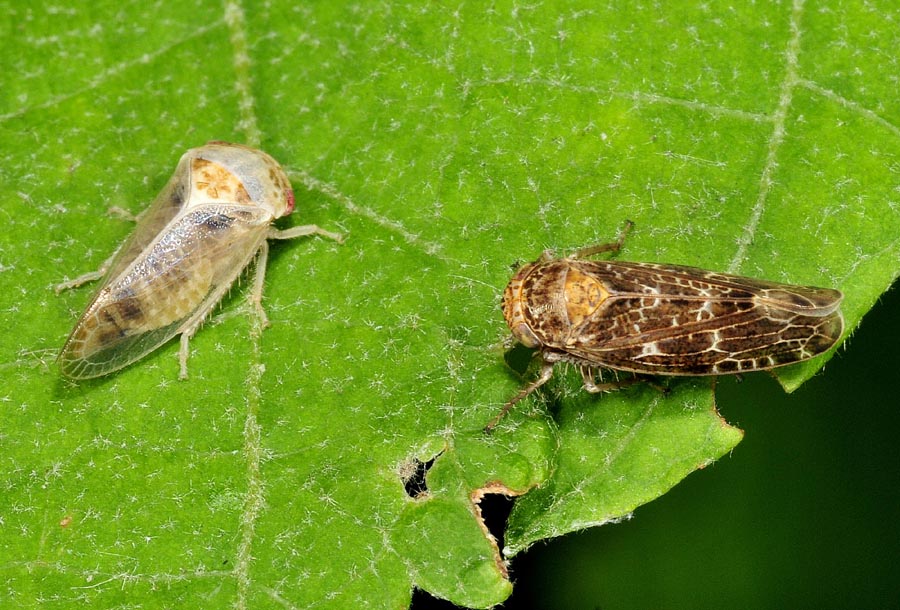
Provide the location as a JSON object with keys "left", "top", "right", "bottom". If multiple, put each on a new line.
{"left": 502, "top": 249, "right": 845, "bottom": 398}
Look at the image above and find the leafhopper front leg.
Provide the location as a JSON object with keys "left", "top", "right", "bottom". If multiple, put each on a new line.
{"left": 179, "top": 332, "right": 194, "bottom": 380}
{"left": 569, "top": 219, "right": 634, "bottom": 260}
{"left": 484, "top": 359, "right": 557, "bottom": 433}
{"left": 249, "top": 225, "right": 345, "bottom": 328}
{"left": 267, "top": 224, "right": 344, "bottom": 244}
{"left": 182, "top": 225, "right": 344, "bottom": 377}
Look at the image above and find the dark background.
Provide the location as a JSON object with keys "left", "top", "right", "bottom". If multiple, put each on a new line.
{"left": 415, "top": 282, "right": 900, "bottom": 609}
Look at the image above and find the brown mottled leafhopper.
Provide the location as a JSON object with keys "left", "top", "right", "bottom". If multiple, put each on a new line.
{"left": 489, "top": 222, "right": 844, "bottom": 430}
{"left": 57, "top": 141, "right": 342, "bottom": 380}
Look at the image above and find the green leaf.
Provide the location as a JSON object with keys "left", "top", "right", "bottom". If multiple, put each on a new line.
{"left": 2, "top": 1, "right": 898, "bottom": 608}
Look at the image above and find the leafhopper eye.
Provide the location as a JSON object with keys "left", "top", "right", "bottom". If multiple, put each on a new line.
{"left": 285, "top": 188, "right": 295, "bottom": 215}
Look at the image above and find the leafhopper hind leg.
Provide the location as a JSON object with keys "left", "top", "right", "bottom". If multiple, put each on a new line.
{"left": 581, "top": 366, "right": 675, "bottom": 399}
{"left": 54, "top": 206, "right": 145, "bottom": 294}
{"left": 579, "top": 366, "right": 642, "bottom": 393}
{"left": 54, "top": 247, "right": 121, "bottom": 293}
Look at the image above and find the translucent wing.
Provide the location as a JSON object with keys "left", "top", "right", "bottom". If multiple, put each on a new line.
{"left": 59, "top": 206, "right": 270, "bottom": 378}
{"left": 103, "top": 155, "right": 194, "bottom": 285}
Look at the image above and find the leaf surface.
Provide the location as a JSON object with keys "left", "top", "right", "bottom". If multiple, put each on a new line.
{"left": 2, "top": 1, "right": 898, "bottom": 608}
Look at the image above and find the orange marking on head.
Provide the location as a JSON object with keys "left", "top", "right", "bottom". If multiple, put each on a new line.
{"left": 191, "top": 159, "right": 251, "bottom": 204}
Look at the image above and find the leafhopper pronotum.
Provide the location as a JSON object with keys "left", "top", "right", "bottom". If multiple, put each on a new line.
{"left": 57, "top": 141, "right": 342, "bottom": 379}
{"left": 489, "top": 222, "right": 844, "bottom": 430}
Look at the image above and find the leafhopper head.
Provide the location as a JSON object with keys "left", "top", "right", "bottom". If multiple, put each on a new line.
{"left": 501, "top": 262, "right": 543, "bottom": 349}
{"left": 189, "top": 141, "right": 295, "bottom": 219}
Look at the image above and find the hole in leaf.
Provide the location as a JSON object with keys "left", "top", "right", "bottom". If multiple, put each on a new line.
{"left": 475, "top": 492, "right": 515, "bottom": 552}
{"left": 409, "top": 588, "right": 460, "bottom": 609}
{"left": 399, "top": 455, "right": 438, "bottom": 499}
